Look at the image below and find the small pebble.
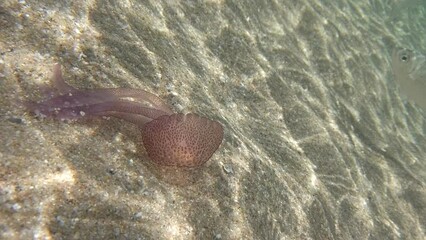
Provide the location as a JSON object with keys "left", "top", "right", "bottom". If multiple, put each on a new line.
{"left": 214, "top": 233, "right": 222, "bottom": 239}
{"left": 7, "top": 117, "right": 25, "bottom": 124}
{"left": 222, "top": 164, "right": 234, "bottom": 174}
{"left": 11, "top": 203, "right": 21, "bottom": 212}
{"left": 133, "top": 212, "right": 143, "bottom": 220}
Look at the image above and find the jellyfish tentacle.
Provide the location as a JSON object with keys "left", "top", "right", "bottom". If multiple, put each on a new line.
{"left": 29, "top": 100, "right": 171, "bottom": 123}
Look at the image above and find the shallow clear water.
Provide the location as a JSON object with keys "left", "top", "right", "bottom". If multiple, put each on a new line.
{"left": 0, "top": 0, "right": 425, "bottom": 239}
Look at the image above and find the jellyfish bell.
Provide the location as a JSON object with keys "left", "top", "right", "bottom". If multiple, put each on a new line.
{"left": 391, "top": 47, "right": 426, "bottom": 111}
{"left": 141, "top": 113, "right": 224, "bottom": 168}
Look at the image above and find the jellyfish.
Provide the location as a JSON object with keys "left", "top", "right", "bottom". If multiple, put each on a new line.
{"left": 24, "top": 64, "right": 224, "bottom": 167}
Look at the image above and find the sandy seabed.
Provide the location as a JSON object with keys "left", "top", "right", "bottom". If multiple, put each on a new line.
{"left": 1, "top": 0, "right": 425, "bottom": 239}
